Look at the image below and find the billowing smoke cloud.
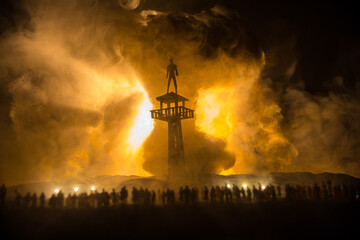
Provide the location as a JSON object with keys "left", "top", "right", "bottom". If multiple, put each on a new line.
{"left": 283, "top": 88, "right": 360, "bottom": 176}
{"left": 0, "top": 0, "right": 154, "bottom": 185}
{"left": 0, "top": 0, "right": 359, "bottom": 185}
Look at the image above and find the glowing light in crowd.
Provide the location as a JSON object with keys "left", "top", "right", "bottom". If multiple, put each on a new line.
{"left": 243, "top": 184, "right": 247, "bottom": 189}
{"left": 227, "top": 183, "right": 231, "bottom": 188}
{"left": 54, "top": 188, "right": 60, "bottom": 193}
{"left": 91, "top": 186, "right": 95, "bottom": 191}
{"left": 74, "top": 187, "right": 79, "bottom": 192}
{"left": 261, "top": 185, "right": 266, "bottom": 190}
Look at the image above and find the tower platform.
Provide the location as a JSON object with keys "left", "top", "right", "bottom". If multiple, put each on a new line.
{"left": 150, "top": 92, "right": 194, "bottom": 121}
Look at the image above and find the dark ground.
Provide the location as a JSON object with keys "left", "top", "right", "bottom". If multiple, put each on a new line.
{"left": 1, "top": 201, "right": 359, "bottom": 240}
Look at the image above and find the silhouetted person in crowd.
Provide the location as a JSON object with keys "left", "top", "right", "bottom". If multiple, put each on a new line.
{"left": 169, "top": 190, "right": 176, "bottom": 205}
{"left": 102, "top": 189, "right": 110, "bottom": 207}
{"left": 144, "top": 188, "right": 151, "bottom": 205}
{"left": 190, "top": 188, "right": 197, "bottom": 205}
{"left": 276, "top": 185, "right": 282, "bottom": 198}
{"left": 301, "top": 184, "right": 307, "bottom": 199}
{"left": 203, "top": 186, "right": 209, "bottom": 202}
{"left": 285, "top": 184, "right": 291, "bottom": 201}
{"left": 49, "top": 194, "right": 57, "bottom": 208}
{"left": 334, "top": 185, "right": 341, "bottom": 199}
{"left": 218, "top": 187, "right": 224, "bottom": 202}
{"left": 161, "top": 190, "right": 166, "bottom": 205}
{"left": 139, "top": 187, "right": 145, "bottom": 204}
{"left": 270, "top": 184, "right": 276, "bottom": 200}
{"left": 349, "top": 184, "right": 357, "bottom": 200}
{"left": 79, "top": 193, "right": 89, "bottom": 208}
{"left": 165, "top": 189, "right": 170, "bottom": 205}
{"left": 327, "top": 180, "right": 333, "bottom": 198}
{"left": 313, "top": 183, "right": 321, "bottom": 200}
{"left": 179, "top": 187, "right": 184, "bottom": 203}
{"left": 66, "top": 193, "right": 72, "bottom": 208}
{"left": 157, "top": 189, "right": 161, "bottom": 205}
{"left": 151, "top": 190, "right": 156, "bottom": 205}
{"left": 111, "top": 189, "right": 117, "bottom": 206}
{"left": 31, "top": 193, "right": 37, "bottom": 208}
{"left": 252, "top": 186, "right": 258, "bottom": 202}
{"left": 225, "top": 186, "right": 232, "bottom": 203}
{"left": 322, "top": 182, "right": 329, "bottom": 200}
{"left": 233, "top": 185, "right": 240, "bottom": 202}
{"left": 39, "top": 193, "right": 46, "bottom": 208}
{"left": 166, "top": 58, "right": 178, "bottom": 93}
{"left": 57, "top": 191, "right": 64, "bottom": 208}
{"left": 132, "top": 187, "right": 138, "bottom": 204}
{"left": 24, "top": 192, "right": 31, "bottom": 207}
{"left": 307, "top": 186, "right": 313, "bottom": 199}
{"left": 184, "top": 186, "right": 190, "bottom": 205}
{"left": 120, "top": 186, "right": 128, "bottom": 204}
{"left": 240, "top": 187, "right": 246, "bottom": 200}
{"left": 89, "top": 191, "right": 96, "bottom": 208}
{"left": 210, "top": 186, "right": 216, "bottom": 203}
{"left": 0, "top": 184, "right": 6, "bottom": 205}
{"left": 246, "top": 187, "right": 252, "bottom": 202}
{"left": 72, "top": 193, "right": 77, "bottom": 208}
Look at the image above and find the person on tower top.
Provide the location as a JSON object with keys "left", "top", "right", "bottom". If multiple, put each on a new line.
{"left": 166, "top": 58, "right": 178, "bottom": 93}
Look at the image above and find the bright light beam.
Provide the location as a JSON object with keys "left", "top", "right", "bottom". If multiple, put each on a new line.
{"left": 128, "top": 84, "right": 154, "bottom": 150}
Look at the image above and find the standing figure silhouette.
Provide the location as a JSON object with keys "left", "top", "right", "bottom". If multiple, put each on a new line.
{"left": 166, "top": 58, "right": 178, "bottom": 93}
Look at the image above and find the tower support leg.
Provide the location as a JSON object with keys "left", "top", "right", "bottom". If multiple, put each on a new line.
{"left": 168, "top": 117, "right": 185, "bottom": 178}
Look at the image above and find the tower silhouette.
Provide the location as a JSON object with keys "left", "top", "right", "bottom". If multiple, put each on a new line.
{"left": 150, "top": 91, "right": 194, "bottom": 178}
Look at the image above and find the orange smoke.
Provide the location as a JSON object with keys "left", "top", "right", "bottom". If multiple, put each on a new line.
{"left": 195, "top": 56, "right": 298, "bottom": 175}
{"left": 195, "top": 87, "right": 236, "bottom": 141}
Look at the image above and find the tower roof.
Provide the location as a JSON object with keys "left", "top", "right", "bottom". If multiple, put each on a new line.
{"left": 156, "top": 92, "right": 189, "bottom": 104}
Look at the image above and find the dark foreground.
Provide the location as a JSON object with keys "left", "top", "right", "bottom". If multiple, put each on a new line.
{"left": 1, "top": 201, "right": 359, "bottom": 240}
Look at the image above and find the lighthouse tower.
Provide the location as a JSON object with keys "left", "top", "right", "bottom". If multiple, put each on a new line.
{"left": 150, "top": 92, "right": 194, "bottom": 178}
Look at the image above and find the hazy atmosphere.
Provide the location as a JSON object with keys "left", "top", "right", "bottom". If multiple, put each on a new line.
{"left": 1, "top": 0, "right": 359, "bottom": 185}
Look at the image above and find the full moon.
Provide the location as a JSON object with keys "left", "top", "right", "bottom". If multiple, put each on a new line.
{"left": 117, "top": 0, "right": 140, "bottom": 10}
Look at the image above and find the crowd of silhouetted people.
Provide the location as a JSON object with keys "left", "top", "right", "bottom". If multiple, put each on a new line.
{"left": 0, "top": 181, "right": 359, "bottom": 209}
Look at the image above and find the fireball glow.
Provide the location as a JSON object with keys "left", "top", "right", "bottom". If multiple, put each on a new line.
{"left": 128, "top": 83, "right": 154, "bottom": 150}
{"left": 196, "top": 88, "right": 235, "bottom": 140}
{"left": 194, "top": 58, "right": 300, "bottom": 175}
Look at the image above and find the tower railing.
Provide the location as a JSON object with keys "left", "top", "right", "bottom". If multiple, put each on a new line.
{"left": 150, "top": 106, "right": 194, "bottom": 121}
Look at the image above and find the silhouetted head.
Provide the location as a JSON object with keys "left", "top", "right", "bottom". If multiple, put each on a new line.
{"left": 170, "top": 58, "right": 173, "bottom": 63}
